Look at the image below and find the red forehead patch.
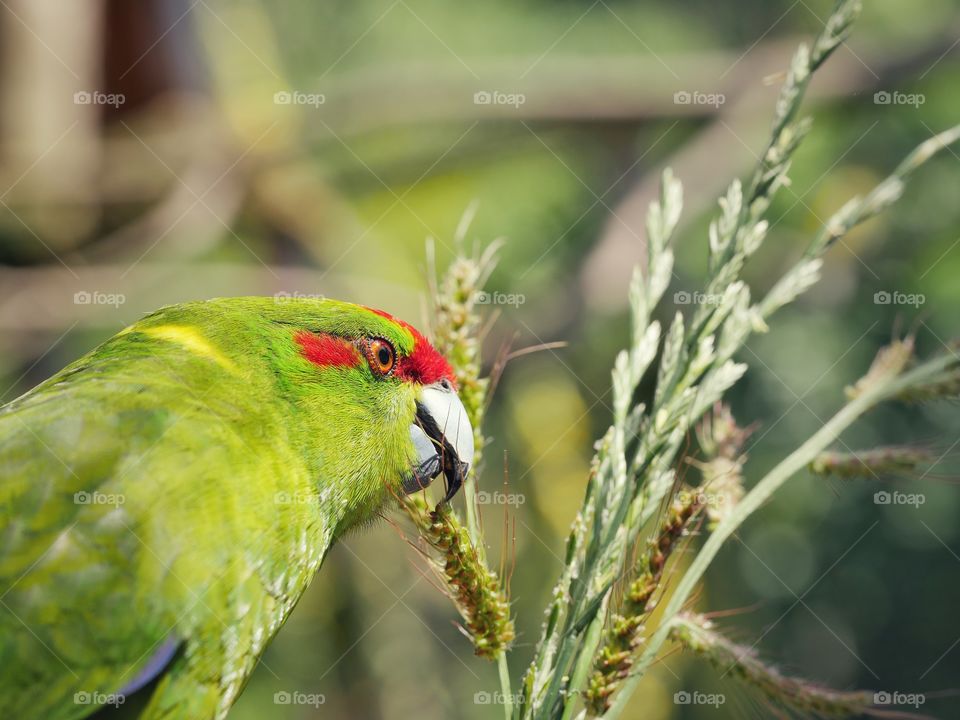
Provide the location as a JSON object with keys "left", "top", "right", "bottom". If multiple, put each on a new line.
{"left": 366, "top": 307, "right": 457, "bottom": 387}
{"left": 295, "top": 331, "right": 361, "bottom": 368}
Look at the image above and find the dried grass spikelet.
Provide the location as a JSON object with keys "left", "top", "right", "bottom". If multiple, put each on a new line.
{"left": 427, "top": 236, "right": 501, "bottom": 471}
{"left": 810, "top": 446, "right": 934, "bottom": 479}
{"left": 897, "top": 367, "right": 960, "bottom": 403}
{"left": 846, "top": 334, "right": 960, "bottom": 403}
{"left": 403, "top": 235, "right": 514, "bottom": 659}
{"left": 404, "top": 494, "right": 514, "bottom": 659}
{"left": 584, "top": 490, "right": 705, "bottom": 715}
{"left": 670, "top": 612, "right": 877, "bottom": 718}
{"left": 693, "top": 402, "right": 756, "bottom": 528}
{"left": 845, "top": 335, "right": 915, "bottom": 400}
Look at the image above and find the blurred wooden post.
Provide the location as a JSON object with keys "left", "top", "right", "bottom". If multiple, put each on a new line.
{"left": 0, "top": 0, "right": 103, "bottom": 250}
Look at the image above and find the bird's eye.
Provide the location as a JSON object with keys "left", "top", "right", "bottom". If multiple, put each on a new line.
{"left": 365, "top": 338, "right": 396, "bottom": 376}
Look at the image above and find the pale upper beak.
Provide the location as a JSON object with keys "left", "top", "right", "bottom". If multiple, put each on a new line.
{"left": 403, "top": 381, "right": 474, "bottom": 502}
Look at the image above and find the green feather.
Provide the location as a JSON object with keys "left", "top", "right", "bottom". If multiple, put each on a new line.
{"left": 0, "top": 298, "right": 424, "bottom": 719}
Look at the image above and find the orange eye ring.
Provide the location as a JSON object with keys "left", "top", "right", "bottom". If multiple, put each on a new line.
{"left": 365, "top": 337, "right": 396, "bottom": 376}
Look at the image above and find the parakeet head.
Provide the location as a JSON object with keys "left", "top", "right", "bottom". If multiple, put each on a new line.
{"left": 249, "top": 298, "right": 473, "bottom": 523}
{"left": 291, "top": 302, "right": 472, "bottom": 499}
{"left": 120, "top": 297, "right": 473, "bottom": 533}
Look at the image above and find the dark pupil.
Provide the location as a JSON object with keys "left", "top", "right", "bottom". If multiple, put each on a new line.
{"left": 378, "top": 347, "right": 391, "bottom": 366}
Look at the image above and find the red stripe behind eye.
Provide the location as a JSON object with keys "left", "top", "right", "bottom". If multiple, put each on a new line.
{"left": 295, "top": 331, "right": 361, "bottom": 368}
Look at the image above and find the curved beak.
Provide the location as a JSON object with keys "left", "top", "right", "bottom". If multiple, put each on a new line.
{"left": 403, "top": 382, "right": 474, "bottom": 503}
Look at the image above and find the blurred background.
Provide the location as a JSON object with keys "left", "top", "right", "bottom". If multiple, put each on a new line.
{"left": 2, "top": 0, "right": 959, "bottom": 718}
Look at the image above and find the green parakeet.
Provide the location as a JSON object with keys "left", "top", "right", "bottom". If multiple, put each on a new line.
{"left": 0, "top": 297, "right": 474, "bottom": 719}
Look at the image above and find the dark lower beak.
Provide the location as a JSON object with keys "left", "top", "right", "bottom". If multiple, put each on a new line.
{"left": 403, "top": 401, "right": 470, "bottom": 503}
{"left": 403, "top": 382, "right": 474, "bottom": 503}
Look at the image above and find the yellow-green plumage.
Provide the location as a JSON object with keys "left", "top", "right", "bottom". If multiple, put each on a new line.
{"left": 0, "top": 297, "right": 453, "bottom": 719}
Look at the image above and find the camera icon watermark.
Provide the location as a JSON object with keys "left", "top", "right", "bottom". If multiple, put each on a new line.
{"left": 674, "top": 290, "right": 723, "bottom": 306}
{"left": 74, "top": 691, "right": 125, "bottom": 707}
{"left": 73, "top": 90, "right": 125, "bottom": 108}
{"left": 673, "top": 90, "right": 725, "bottom": 108}
{"left": 677, "top": 489, "right": 724, "bottom": 507}
{"left": 273, "top": 291, "right": 326, "bottom": 303}
{"left": 273, "top": 90, "right": 325, "bottom": 108}
{"left": 477, "top": 490, "right": 526, "bottom": 506}
{"left": 873, "top": 90, "right": 925, "bottom": 108}
{"left": 74, "top": 290, "right": 126, "bottom": 308}
{"left": 873, "top": 290, "right": 924, "bottom": 307}
{"left": 873, "top": 690, "right": 925, "bottom": 708}
{"left": 74, "top": 491, "right": 125, "bottom": 508}
{"left": 473, "top": 90, "right": 526, "bottom": 108}
{"left": 474, "top": 290, "right": 525, "bottom": 307}
{"left": 673, "top": 690, "right": 725, "bottom": 706}
{"left": 274, "top": 491, "right": 318, "bottom": 506}
{"left": 474, "top": 690, "right": 524, "bottom": 705}
{"left": 873, "top": 490, "right": 924, "bottom": 508}
{"left": 273, "top": 690, "right": 325, "bottom": 707}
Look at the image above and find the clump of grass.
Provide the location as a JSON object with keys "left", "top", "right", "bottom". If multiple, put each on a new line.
{"left": 404, "top": 2, "right": 960, "bottom": 717}
{"left": 509, "top": 1, "right": 960, "bottom": 717}
{"left": 669, "top": 612, "right": 876, "bottom": 718}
